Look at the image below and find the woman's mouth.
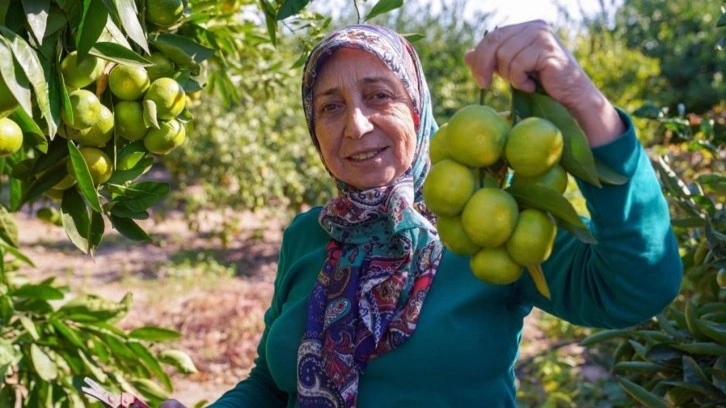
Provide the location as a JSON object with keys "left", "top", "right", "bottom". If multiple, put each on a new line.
{"left": 348, "top": 147, "right": 386, "bottom": 162}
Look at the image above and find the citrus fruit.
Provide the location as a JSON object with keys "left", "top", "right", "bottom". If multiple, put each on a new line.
{"left": 461, "top": 188, "right": 519, "bottom": 248}
{"left": 143, "top": 118, "right": 186, "bottom": 155}
{"left": 67, "top": 147, "right": 113, "bottom": 185}
{"left": 422, "top": 159, "right": 477, "bottom": 216}
{"left": 429, "top": 123, "right": 450, "bottom": 164}
{"left": 146, "top": 53, "right": 175, "bottom": 82}
{"left": 505, "top": 117, "right": 564, "bottom": 177}
{"left": 43, "top": 188, "right": 64, "bottom": 201}
{"left": 0, "top": 75, "right": 19, "bottom": 118}
{"left": 72, "top": 104, "right": 114, "bottom": 147}
{"left": 144, "top": 78, "right": 185, "bottom": 119}
{"left": 506, "top": 208, "right": 557, "bottom": 267}
{"left": 446, "top": 104, "right": 510, "bottom": 167}
{"left": 62, "top": 89, "right": 102, "bottom": 130}
{"left": 52, "top": 172, "right": 76, "bottom": 190}
{"left": 114, "top": 101, "right": 148, "bottom": 141}
{"left": 470, "top": 246, "right": 524, "bottom": 285}
{"left": 510, "top": 164, "right": 568, "bottom": 194}
{"left": 436, "top": 214, "right": 480, "bottom": 256}
{"left": 0, "top": 117, "right": 23, "bottom": 156}
{"left": 146, "top": 0, "right": 184, "bottom": 28}
{"left": 60, "top": 51, "right": 106, "bottom": 90}
{"left": 109, "top": 65, "right": 150, "bottom": 101}
{"left": 717, "top": 269, "right": 726, "bottom": 289}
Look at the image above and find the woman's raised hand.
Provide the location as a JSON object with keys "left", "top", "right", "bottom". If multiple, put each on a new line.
{"left": 464, "top": 20, "right": 625, "bottom": 147}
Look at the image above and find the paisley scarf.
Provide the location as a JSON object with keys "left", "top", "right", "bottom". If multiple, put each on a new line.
{"left": 297, "top": 24, "right": 443, "bottom": 408}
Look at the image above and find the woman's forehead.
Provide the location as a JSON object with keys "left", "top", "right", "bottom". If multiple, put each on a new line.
{"left": 312, "top": 49, "right": 402, "bottom": 93}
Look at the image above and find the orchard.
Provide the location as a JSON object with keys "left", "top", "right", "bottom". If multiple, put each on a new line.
{"left": 0, "top": 0, "right": 724, "bottom": 407}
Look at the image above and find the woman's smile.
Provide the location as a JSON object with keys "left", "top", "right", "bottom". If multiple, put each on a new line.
{"left": 347, "top": 147, "right": 388, "bottom": 162}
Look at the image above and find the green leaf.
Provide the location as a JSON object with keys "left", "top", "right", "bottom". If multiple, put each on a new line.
{"left": 60, "top": 188, "right": 90, "bottom": 254}
{"left": 128, "top": 327, "right": 181, "bottom": 341}
{"left": 0, "top": 26, "right": 54, "bottom": 136}
{"left": 259, "top": 0, "right": 277, "bottom": 46}
{"left": 695, "top": 319, "right": 726, "bottom": 344}
{"left": 12, "top": 283, "right": 63, "bottom": 300}
{"left": 595, "top": 157, "right": 628, "bottom": 185}
{"left": 77, "top": 0, "right": 109, "bottom": 58}
{"left": 0, "top": 41, "right": 32, "bottom": 116}
{"left": 159, "top": 349, "right": 197, "bottom": 374}
{"left": 109, "top": 215, "right": 152, "bottom": 242}
{"left": 110, "top": 0, "right": 149, "bottom": 54}
{"left": 672, "top": 342, "right": 726, "bottom": 356}
{"left": 19, "top": 314, "right": 40, "bottom": 340}
{"left": 9, "top": 108, "right": 46, "bottom": 151}
{"left": 0, "top": 242, "right": 34, "bottom": 266}
{"left": 150, "top": 33, "right": 215, "bottom": 68}
{"left": 131, "top": 378, "right": 169, "bottom": 401}
{"left": 365, "top": 0, "right": 403, "bottom": 21}
{"left": 506, "top": 183, "right": 597, "bottom": 243}
{"left": 21, "top": 0, "right": 50, "bottom": 46}
{"left": 127, "top": 341, "right": 172, "bottom": 391}
{"left": 401, "top": 32, "right": 425, "bottom": 42}
{"left": 58, "top": 293, "right": 129, "bottom": 322}
{"left": 143, "top": 99, "right": 159, "bottom": 129}
{"left": 30, "top": 344, "right": 58, "bottom": 381}
{"left": 90, "top": 41, "right": 151, "bottom": 67}
{"left": 49, "top": 318, "right": 86, "bottom": 349}
{"left": 580, "top": 328, "right": 631, "bottom": 346}
{"left": 614, "top": 361, "right": 667, "bottom": 373}
{"left": 17, "top": 161, "right": 67, "bottom": 209}
{"left": 78, "top": 349, "right": 108, "bottom": 382}
{"left": 89, "top": 210, "right": 104, "bottom": 255}
{"left": 617, "top": 376, "right": 668, "bottom": 408}
{"left": 112, "top": 182, "right": 169, "bottom": 213}
{"left": 67, "top": 141, "right": 102, "bottom": 213}
{"left": 0, "top": 206, "right": 18, "bottom": 247}
{"left": 107, "top": 157, "right": 153, "bottom": 185}
{"left": 276, "top": 0, "right": 309, "bottom": 20}
{"left": 718, "top": 7, "right": 726, "bottom": 27}
{"left": 512, "top": 89, "right": 601, "bottom": 187}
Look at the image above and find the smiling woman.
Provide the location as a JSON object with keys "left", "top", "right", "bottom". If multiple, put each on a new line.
{"left": 311, "top": 48, "right": 418, "bottom": 190}
{"left": 161, "top": 21, "right": 682, "bottom": 408}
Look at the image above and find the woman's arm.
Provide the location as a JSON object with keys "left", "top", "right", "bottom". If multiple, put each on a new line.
{"left": 515, "top": 111, "right": 682, "bottom": 327}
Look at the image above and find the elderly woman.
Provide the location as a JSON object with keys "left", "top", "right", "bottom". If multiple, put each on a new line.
{"left": 163, "top": 21, "right": 682, "bottom": 407}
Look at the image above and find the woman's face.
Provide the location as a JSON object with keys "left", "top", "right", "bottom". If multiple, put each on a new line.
{"left": 312, "top": 48, "right": 417, "bottom": 190}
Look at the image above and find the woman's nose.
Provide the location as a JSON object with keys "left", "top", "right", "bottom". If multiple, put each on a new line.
{"left": 343, "top": 106, "right": 374, "bottom": 139}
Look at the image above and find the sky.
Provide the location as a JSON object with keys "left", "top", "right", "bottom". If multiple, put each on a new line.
{"left": 456, "top": 0, "right": 622, "bottom": 26}
{"left": 310, "top": 0, "right": 623, "bottom": 27}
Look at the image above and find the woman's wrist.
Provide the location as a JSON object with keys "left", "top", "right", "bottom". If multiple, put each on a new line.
{"left": 566, "top": 86, "right": 626, "bottom": 148}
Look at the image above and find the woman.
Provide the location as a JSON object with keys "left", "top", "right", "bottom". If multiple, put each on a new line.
{"left": 163, "top": 21, "right": 682, "bottom": 407}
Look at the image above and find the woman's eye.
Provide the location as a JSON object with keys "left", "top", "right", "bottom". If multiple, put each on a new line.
{"left": 319, "top": 103, "right": 339, "bottom": 113}
{"left": 370, "top": 92, "right": 391, "bottom": 101}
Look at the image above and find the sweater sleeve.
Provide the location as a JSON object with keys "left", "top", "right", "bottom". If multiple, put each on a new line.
{"left": 207, "top": 238, "right": 290, "bottom": 407}
{"left": 514, "top": 110, "right": 683, "bottom": 328}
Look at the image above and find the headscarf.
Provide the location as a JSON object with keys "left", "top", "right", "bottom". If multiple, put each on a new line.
{"left": 296, "top": 24, "right": 443, "bottom": 408}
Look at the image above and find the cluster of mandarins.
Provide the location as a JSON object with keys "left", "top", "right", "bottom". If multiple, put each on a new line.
{"left": 40, "top": 0, "right": 192, "bottom": 199}
{"left": 423, "top": 104, "right": 568, "bottom": 297}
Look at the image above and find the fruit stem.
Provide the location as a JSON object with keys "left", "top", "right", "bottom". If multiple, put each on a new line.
{"left": 479, "top": 89, "right": 485, "bottom": 105}
{"left": 527, "top": 264, "right": 551, "bottom": 300}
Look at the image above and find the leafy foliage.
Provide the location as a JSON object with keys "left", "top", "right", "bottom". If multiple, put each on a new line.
{"left": 614, "top": 0, "right": 726, "bottom": 113}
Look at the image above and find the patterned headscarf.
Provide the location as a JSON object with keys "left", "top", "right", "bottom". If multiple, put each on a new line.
{"left": 297, "top": 24, "right": 443, "bottom": 408}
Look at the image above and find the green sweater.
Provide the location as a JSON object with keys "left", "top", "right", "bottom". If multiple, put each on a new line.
{"left": 209, "top": 116, "right": 682, "bottom": 407}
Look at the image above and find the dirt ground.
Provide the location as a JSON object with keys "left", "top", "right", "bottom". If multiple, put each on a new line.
{"left": 16, "top": 206, "right": 561, "bottom": 406}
